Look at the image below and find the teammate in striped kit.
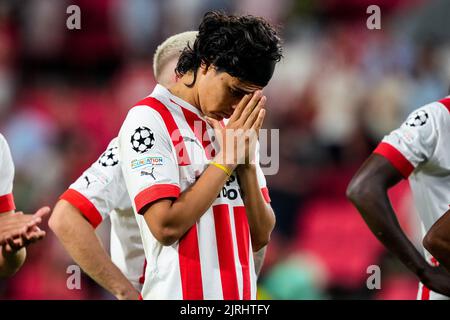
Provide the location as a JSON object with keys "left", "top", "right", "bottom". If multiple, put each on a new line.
{"left": 0, "top": 133, "right": 50, "bottom": 278}
{"left": 49, "top": 31, "right": 198, "bottom": 299}
{"left": 118, "top": 11, "right": 282, "bottom": 300}
{"left": 347, "top": 97, "right": 450, "bottom": 300}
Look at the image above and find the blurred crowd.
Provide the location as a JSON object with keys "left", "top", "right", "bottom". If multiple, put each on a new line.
{"left": 0, "top": 0, "right": 448, "bottom": 299}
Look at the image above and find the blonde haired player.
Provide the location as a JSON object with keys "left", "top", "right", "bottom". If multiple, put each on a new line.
{"left": 50, "top": 31, "right": 198, "bottom": 300}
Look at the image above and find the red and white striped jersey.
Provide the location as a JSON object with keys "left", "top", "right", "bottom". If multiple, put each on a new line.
{"left": 59, "top": 138, "right": 146, "bottom": 291}
{"left": 373, "top": 98, "right": 450, "bottom": 300}
{"left": 118, "top": 84, "right": 271, "bottom": 300}
{"left": 0, "top": 134, "right": 15, "bottom": 213}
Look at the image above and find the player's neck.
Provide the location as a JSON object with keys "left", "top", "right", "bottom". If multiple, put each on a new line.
{"left": 168, "top": 74, "right": 201, "bottom": 111}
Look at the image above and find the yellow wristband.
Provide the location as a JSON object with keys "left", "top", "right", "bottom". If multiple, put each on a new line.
{"left": 210, "top": 161, "right": 233, "bottom": 177}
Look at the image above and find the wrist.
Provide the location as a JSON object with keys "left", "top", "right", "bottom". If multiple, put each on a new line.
{"left": 115, "top": 287, "right": 140, "bottom": 300}
{"left": 212, "top": 153, "right": 237, "bottom": 172}
{"left": 237, "top": 164, "right": 257, "bottom": 173}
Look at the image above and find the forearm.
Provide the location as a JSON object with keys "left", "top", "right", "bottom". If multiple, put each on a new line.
{"left": 49, "top": 201, "right": 139, "bottom": 299}
{"left": 144, "top": 159, "right": 235, "bottom": 245}
{"left": 348, "top": 186, "right": 428, "bottom": 276}
{"left": 237, "top": 165, "right": 275, "bottom": 252}
{"left": 0, "top": 246, "right": 26, "bottom": 278}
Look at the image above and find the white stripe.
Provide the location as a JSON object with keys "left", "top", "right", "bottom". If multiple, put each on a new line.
{"left": 229, "top": 206, "right": 244, "bottom": 299}
{"left": 198, "top": 210, "right": 224, "bottom": 299}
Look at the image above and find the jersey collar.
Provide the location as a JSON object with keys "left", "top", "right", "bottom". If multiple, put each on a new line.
{"left": 152, "top": 84, "right": 204, "bottom": 119}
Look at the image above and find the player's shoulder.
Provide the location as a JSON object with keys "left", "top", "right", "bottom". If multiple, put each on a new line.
{"left": 126, "top": 95, "right": 168, "bottom": 125}
{"left": 0, "top": 133, "right": 8, "bottom": 149}
{"left": 96, "top": 138, "right": 120, "bottom": 170}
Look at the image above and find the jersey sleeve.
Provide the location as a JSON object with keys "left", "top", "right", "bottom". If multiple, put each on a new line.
{"left": 118, "top": 105, "right": 180, "bottom": 215}
{"left": 0, "top": 134, "right": 15, "bottom": 213}
{"left": 373, "top": 103, "right": 441, "bottom": 178}
{"left": 59, "top": 138, "right": 124, "bottom": 228}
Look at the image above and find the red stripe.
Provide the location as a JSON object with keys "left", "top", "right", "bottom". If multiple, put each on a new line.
{"left": 134, "top": 97, "right": 190, "bottom": 166}
{"left": 0, "top": 193, "right": 15, "bottom": 213}
{"left": 134, "top": 184, "right": 180, "bottom": 214}
{"left": 421, "top": 284, "right": 430, "bottom": 300}
{"left": 373, "top": 142, "right": 414, "bottom": 178}
{"left": 178, "top": 224, "right": 204, "bottom": 299}
{"left": 261, "top": 187, "right": 271, "bottom": 204}
{"left": 180, "top": 105, "right": 216, "bottom": 159}
{"left": 139, "top": 259, "right": 147, "bottom": 284}
{"left": 138, "top": 293, "right": 143, "bottom": 300}
{"left": 60, "top": 189, "right": 102, "bottom": 228}
{"left": 438, "top": 98, "right": 450, "bottom": 113}
{"left": 233, "top": 206, "right": 251, "bottom": 300}
{"left": 213, "top": 204, "right": 240, "bottom": 300}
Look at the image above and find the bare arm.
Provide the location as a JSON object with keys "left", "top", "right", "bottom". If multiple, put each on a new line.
{"left": 347, "top": 154, "right": 450, "bottom": 295}
{"left": 141, "top": 161, "right": 236, "bottom": 245}
{"left": 49, "top": 200, "right": 139, "bottom": 300}
{"left": 0, "top": 210, "right": 26, "bottom": 277}
{"left": 423, "top": 209, "right": 450, "bottom": 272}
{"left": 0, "top": 208, "right": 48, "bottom": 278}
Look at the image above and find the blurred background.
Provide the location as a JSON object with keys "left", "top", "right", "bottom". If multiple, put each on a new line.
{"left": 0, "top": 0, "right": 448, "bottom": 299}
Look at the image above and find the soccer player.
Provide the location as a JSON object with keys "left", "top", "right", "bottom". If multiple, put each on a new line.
{"left": 423, "top": 208, "right": 450, "bottom": 272}
{"left": 347, "top": 97, "right": 450, "bottom": 299}
{"left": 0, "top": 133, "right": 49, "bottom": 278}
{"left": 49, "top": 31, "right": 198, "bottom": 300}
{"left": 118, "top": 11, "right": 282, "bottom": 300}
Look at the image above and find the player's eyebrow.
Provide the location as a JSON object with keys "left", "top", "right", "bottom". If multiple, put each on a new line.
{"left": 230, "top": 86, "right": 253, "bottom": 95}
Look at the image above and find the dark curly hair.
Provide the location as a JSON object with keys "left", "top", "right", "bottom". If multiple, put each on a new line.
{"left": 175, "top": 11, "right": 283, "bottom": 88}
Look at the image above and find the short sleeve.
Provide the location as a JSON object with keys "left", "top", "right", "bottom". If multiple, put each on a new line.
{"left": 59, "top": 138, "right": 124, "bottom": 228}
{"left": 373, "top": 103, "right": 441, "bottom": 178}
{"left": 0, "top": 134, "right": 15, "bottom": 213}
{"left": 118, "top": 104, "right": 180, "bottom": 215}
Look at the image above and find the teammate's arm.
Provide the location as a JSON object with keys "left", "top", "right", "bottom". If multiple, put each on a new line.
{"left": 423, "top": 209, "right": 450, "bottom": 272}
{"left": 347, "top": 154, "right": 450, "bottom": 296}
{"left": 0, "top": 207, "right": 49, "bottom": 278}
{"left": 49, "top": 200, "right": 140, "bottom": 300}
